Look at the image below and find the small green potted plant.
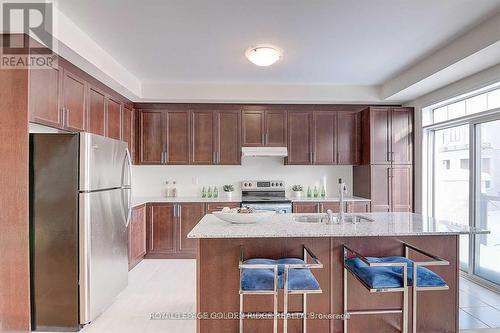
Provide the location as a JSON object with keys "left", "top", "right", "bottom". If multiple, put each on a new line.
{"left": 223, "top": 184, "right": 235, "bottom": 199}
{"left": 291, "top": 185, "right": 303, "bottom": 199}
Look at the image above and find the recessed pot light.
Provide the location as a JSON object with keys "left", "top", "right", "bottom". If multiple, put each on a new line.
{"left": 245, "top": 45, "right": 282, "bottom": 67}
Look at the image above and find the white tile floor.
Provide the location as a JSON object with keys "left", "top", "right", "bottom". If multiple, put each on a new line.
{"left": 460, "top": 276, "right": 500, "bottom": 331}
{"left": 81, "top": 259, "right": 196, "bottom": 333}
{"left": 42, "top": 260, "right": 500, "bottom": 333}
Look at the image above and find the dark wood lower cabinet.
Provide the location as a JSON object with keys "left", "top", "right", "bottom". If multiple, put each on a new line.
{"left": 128, "top": 204, "right": 146, "bottom": 270}
{"left": 205, "top": 202, "right": 240, "bottom": 214}
{"left": 292, "top": 202, "right": 319, "bottom": 213}
{"left": 177, "top": 203, "right": 205, "bottom": 256}
{"left": 293, "top": 201, "right": 370, "bottom": 214}
{"left": 347, "top": 201, "right": 371, "bottom": 213}
{"left": 146, "top": 202, "right": 208, "bottom": 259}
{"left": 147, "top": 203, "right": 176, "bottom": 256}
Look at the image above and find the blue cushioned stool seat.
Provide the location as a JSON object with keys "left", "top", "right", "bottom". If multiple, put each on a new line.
{"left": 345, "top": 256, "right": 446, "bottom": 289}
{"left": 241, "top": 258, "right": 321, "bottom": 292}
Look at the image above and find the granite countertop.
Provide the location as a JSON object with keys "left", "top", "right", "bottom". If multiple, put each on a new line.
{"left": 188, "top": 212, "right": 489, "bottom": 238}
{"left": 290, "top": 196, "right": 370, "bottom": 202}
{"left": 132, "top": 196, "right": 243, "bottom": 207}
{"left": 132, "top": 195, "right": 370, "bottom": 206}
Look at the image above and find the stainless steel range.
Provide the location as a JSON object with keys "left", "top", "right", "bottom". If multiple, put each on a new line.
{"left": 240, "top": 180, "right": 292, "bottom": 213}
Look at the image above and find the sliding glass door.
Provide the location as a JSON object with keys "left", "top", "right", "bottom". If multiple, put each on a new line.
{"left": 474, "top": 119, "right": 500, "bottom": 284}
{"left": 432, "top": 125, "right": 470, "bottom": 268}
{"left": 425, "top": 84, "right": 500, "bottom": 287}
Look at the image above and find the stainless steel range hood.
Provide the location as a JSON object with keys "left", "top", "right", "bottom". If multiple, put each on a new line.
{"left": 241, "top": 147, "right": 288, "bottom": 157}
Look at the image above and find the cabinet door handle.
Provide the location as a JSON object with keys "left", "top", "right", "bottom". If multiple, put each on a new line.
{"left": 216, "top": 151, "right": 220, "bottom": 164}
{"left": 164, "top": 151, "right": 168, "bottom": 164}
{"left": 160, "top": 151, "right": 164, "bottom": 164}
{"left": 212, "top": 151, "right": 216, "bottom": 164}
{"left": 61, "top": 107, "right": 65, "bottom": 126}
{"left": 178, "top": 205, "right": 182, "bottom": 220}
{"left": 265, "top": 132, "right": 269, "bottom": 144}
{"left": 261, "top": 133, "right": 265, "bottom": 144}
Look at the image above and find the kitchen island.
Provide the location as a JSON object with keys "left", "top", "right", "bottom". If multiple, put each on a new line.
{"left": 188, "top": 212, "right": 487, "bottom": 333}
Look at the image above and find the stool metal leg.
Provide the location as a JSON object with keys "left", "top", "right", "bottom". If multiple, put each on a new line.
{"left": 412, "top": 264, "right": 417, "bottom": 333}
{"left": 402, "top": 263, "right": 408, "bottom": 333}
{"left": 303, "top": 294, "right": 307, "bottom": 333}
{"left": 239, "top": 293, "right": 244, "bottom": 333}
{"left": 283, "top": 267, "right": 289, "bottom": 333}
{"left": 273, "top": 266, "right": 278, "bottom": 333}
{"left": 343, "top": 267, "right": 348, "bottom": 333}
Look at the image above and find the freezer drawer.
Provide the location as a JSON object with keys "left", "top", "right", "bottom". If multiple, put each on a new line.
{"left": 79, "top": 189, "right": 128, "bottom": 324}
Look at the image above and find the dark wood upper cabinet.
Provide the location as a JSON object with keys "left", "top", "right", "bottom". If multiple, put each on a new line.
{"left": 106, "top": 98, "right": 122, "bottom": 140}
{"left": 369, "top": 107, "right": 391, "bottom": 164}
{"left": 242, "top": 111, "right": 264, "bottom": 146}
{"left": 264, "top": 110, "right": 287, "bottom": 146}
{"left": 138, "top": 110, "right": 164, "bottom": 164}
{"left": 177, "top": 203, "right": 205, "bottom": 254}
{"left": 61, "top": 70, "right": 86, "bottom": 132}
{"left": 191, "top": 111, "right": 215, "bottom": 164}
{"left": 362, "top": 107, "right": 413, "bottom": 165}
{"left": 87, "top": 87, "right": 106, "bottom": 136}
{"left": 191, "top": 110, "right": 241, "bottom": 165}
{"left": 215, "top": 111, "right": 241, "bottom": 165}
{"left": 29, "top": 65, "right": 62, "bottom": 128}
{"left": 242, "top": 110, "right": 287, "bottom": 146}
{"left": 287, "top": 112, "right": 312, "bottom": 165}
{"left": 166, "top": 111, "right": 190, "bottom": 164}
{"left": 122, "top": 106, "right": 134, "bottom": 160}
{"left": 312, "top": 112, "right": 337, "bottom": 164}
{"left": 337, "top": 112, "right": 360, "bottom": 165}
{"left": 147, "top": 204, "right": 176, "bottom": 255}
{"left": 391, "top": 107, "right": 413, "bottom": 164}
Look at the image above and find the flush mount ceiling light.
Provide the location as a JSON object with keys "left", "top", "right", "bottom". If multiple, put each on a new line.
{"left": 245, "top": 45, "right": 282, "bottom": 67}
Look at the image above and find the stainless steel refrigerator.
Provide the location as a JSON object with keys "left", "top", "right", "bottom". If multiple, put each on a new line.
{"left": 30, "top": 132, "right": 132, "bottom": 331}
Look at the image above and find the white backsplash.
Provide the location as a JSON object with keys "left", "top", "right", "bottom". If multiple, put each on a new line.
{"left": 132, "top": 157, "right": 353, "bottom": 198}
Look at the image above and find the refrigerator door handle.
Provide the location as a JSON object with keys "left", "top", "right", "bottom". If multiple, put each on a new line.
{"left": 121, "top": 148, "right": 133, "bottom": 227}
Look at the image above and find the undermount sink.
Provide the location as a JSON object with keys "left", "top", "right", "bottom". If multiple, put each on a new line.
{"left": 293, "top": 215, "right": 329, "bottom": 223}
{"left": 293, "top": 214, "right": 374, "bottom": 224}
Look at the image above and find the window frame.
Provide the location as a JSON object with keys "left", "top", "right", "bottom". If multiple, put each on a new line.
{"left": 424, "top": 106, "right": 500, "bottom": 282}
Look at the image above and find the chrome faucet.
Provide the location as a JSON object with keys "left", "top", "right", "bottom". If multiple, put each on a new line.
{"left": 338, "top": 178, "right": 347, "bottom": 224}
{"left": 326, "top": 209, "right": 335, "bottom": 224}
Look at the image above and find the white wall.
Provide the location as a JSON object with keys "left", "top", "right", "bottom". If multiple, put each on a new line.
{"left": 132, "top": 157, "right": 352, "bottom": 198}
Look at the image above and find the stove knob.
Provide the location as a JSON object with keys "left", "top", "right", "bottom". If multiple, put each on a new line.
{"left": 244, "top": 182, "right": 248, "bottom": 187}
{"left": 271, "top": 182, "right": 275, "bottom": 187}
{"left": 249, "top": 183, "right": 252, "bottom": 187}
{"left": 279, "top": 182, "right": 283, "bottom": 186}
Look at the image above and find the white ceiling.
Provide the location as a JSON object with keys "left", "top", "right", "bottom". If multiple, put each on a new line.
{"left": 55, "top": 0, "right": 500, "bottom": 85}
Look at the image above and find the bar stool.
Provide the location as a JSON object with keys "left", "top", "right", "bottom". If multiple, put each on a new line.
{"left": 402, "top": 242, "right": 449, "bottom": 333}
{"left": 343, "top": 243, "right": 449, "bottom": 333}
{"left": 343, "top": 244, "right": 410, "bottom": 333}
{"left": 239, "top": 245, "right": 323, "bottom": 333}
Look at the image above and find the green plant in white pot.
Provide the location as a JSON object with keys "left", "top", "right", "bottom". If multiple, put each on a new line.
{"left": 223, "top": 184, "right": 235, "bottom": 199}
{"left": 291, "top": 185, "right": 303, "bottom": 199}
